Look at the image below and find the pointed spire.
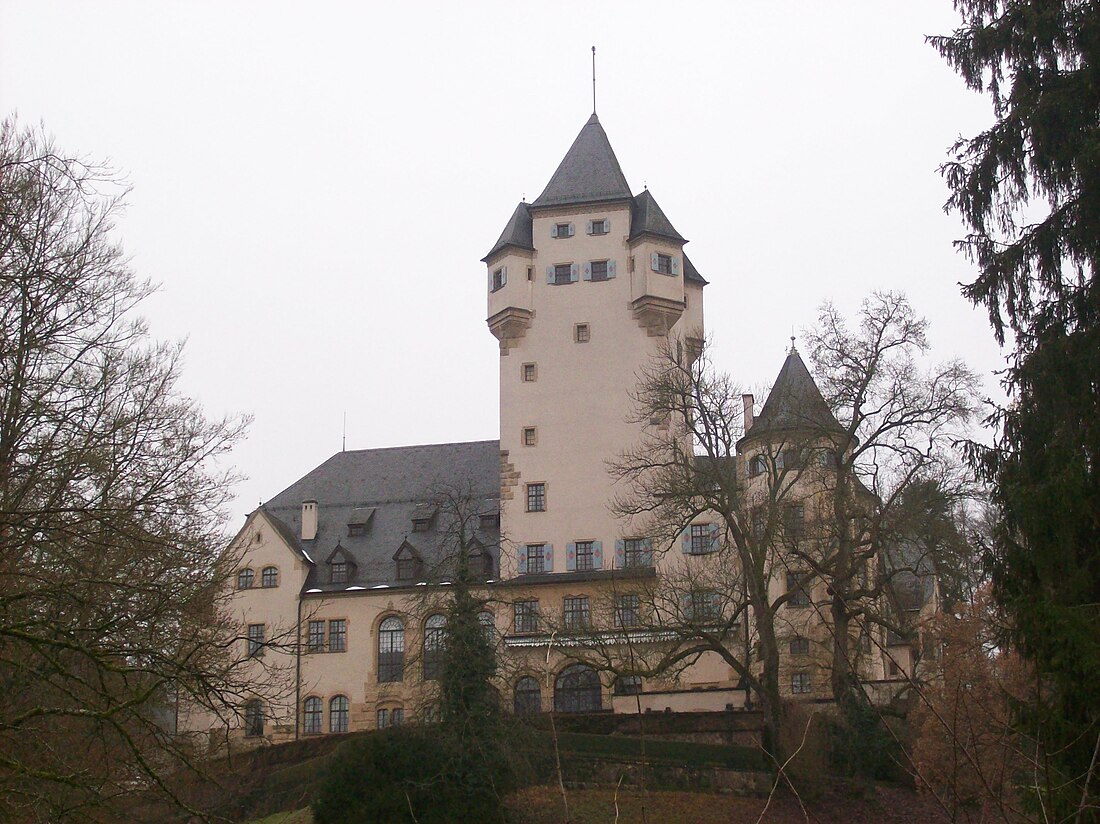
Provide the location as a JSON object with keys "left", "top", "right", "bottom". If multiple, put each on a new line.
{"left": 531, "top": 114, "right": 632, "bottom": 209}
{"left": 742, "top": 348, "right": 846, "bottom": 443}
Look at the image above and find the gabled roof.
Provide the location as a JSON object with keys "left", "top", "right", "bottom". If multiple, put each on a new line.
{"left": 629, "top": 189, "right": 686, "bottom": 244}
{"left": 482, "top": 201, "right": 534, "bottom": 263}
{"left": 531, "top": 113, "right": 632, "bottom": 209}
{"left": 743, "top": 348, "right": 845, "bottom": 443}
{"left": 263, "top": 440, "right": 501, "bottom": 592}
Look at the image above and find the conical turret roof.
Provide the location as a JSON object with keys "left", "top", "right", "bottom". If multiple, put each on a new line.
{"left": 629, "top": 189, "right": 686, "bottom": 243}
{"left": 531, "top": 114, "right": 632, "bottom": 209}
{"left": 744, "top": 348, "right": 846, "bottom": 442}
{"left": 482, "top": 201, "right": 534, "bottom": 262}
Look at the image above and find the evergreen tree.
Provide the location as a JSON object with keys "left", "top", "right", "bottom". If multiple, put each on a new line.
{"left": 932, "top": 3, "right": 1100, "bottom": 818}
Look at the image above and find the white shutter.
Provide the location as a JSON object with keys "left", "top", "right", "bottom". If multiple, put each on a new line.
{"left": 567, "top": 223, "right": 575, "bottom": 237}
{"left": 551, "top": 224, "right": 559, "bottom": 238}
{"left": 569, "top": 263, "right": 579, "bottom": 282}
{"left": 546, "top": 266, "right": 555, "bottom": 284}
{"left": 582, "top": 262, "right": 592, "bottom": 281}
{"left": 607, "top": 260, "right": 617, "bottom": 279}
{"left": 586, "top": 220, "right": 594, "bottom": 235}
{"left": 672, "top": 257, "right": 681, "bottom": 275}
{"left": 651, "top": 252, "right": 660, "bottom": 271}
{"left": 501, "top": 265, "right": 508, "bottom": 286}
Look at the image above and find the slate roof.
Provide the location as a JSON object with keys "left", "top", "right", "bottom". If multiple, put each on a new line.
{"left": 261, "top": 440, "right": 501, "bottom": 593}
{"left": 482, "top": 201, "right": 534, "bottom": 263}
{"left": 629, "top": 189, "right": 686, "bottom": 244}
{"left": 743, "top": 349, "right": 845, "bottom": 443}
{"left": 531, "top": 113, "right": 633, "bottom": 209}
{"left": 683, "top": 253, "right": 708, "bottom": 286}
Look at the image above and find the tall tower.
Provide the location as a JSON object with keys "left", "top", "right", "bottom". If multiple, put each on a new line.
{"left": 484, "top": 114, "right": 707, "bottom": 576}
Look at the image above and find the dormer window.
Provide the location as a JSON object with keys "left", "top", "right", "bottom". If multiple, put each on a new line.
{"left": 394, "top": 542, "right": 425, "bottom": 582}
{"left": 331, "top": 562, "right": 348, "bottom": 584}
{"left": 479, "top": 512, "right": 500, "bottom": 530}
{"left": 412, "top": 518, "right": 430, "bottom": 533}
{"left": 587, "top": 218, "right": 608, "bottom": 235}
{"left": 348, "top": 523, "right": 365, "bottom": 537}
{"left": 346, "top": 508, "right": 375, "bottom": 537}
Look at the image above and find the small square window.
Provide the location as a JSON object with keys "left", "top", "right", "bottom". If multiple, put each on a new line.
{"left": 491, "top": 267, "right": 506, "bottom": 292}
{"left": 792, "top": 672, "right": 812, "bottom": 694}
{"left": 348, "top": 522, "right": 365, "bottom": 537}
{"left": 590, "top": 260, "right": 609, "bottom": 281}
{"left": 614, "top": 675, "right": 642, "bottom": 695}
{"left": 589, "top": 218, "right": 608, "bottom": 235}
{"left": 479, "top": 513, "right": 500, "bottom": 530}
{"left": 554, "top": 223, "right": 571, "bottom": 238}
{"left": 526, "top": 483, "right": 546, "bottom": 512}
{"left": 522, "top": 362, "right": 537, "bottom": 382}
{"left": 574, "top": 323, "right": 590, "bottom": 343}
{"left": 790, "top": 636, "right": 810, "bottom": 656}
{"left": 655, "top": 253, "right": 673, "bottom": 275}
{"left": 554, "top": 263, "right": 573, "bottom": 285}
{"left": 412, "top": 518, "right": 430, "bottom": 532}
{"left": 523, "top": 427, "right": 537, "bottom": 447}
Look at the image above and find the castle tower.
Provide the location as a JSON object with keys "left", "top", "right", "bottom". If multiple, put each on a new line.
{"left": 484, "top": 114, "right": 708, "bottom": 576}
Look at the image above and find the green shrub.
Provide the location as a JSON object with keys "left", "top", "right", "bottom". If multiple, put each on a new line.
{"left": 311, "top": 728, "right": 507, "bottom": 824}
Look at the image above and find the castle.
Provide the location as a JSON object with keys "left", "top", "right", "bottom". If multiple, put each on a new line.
{"left": 192, "top": 112, "right": 920, "bottom": 744}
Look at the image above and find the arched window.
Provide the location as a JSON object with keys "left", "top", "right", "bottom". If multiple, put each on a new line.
{"left": 554, "top": 664, "right": 602, "bottom": 713}
{"left": 378, "top": 617, "right": 405, "bottom": 683}
{"left": 514, "top": 676, "right": 541, "bottom": 714}
{"left": 237, "top": 568, "right": 254, "bottom": 589}
{"left": 329, "top": 695, "right": 349, "bottom": 733}
{"left": 749, "top": 455, "right": 767, "bottom": 478}
{"left": 478, "top": 611, "right": 496, "bottom": 641}
{"left": 423, "top": 614, "right": 446, "bottom": 681}
{"left": 261, "top": 566, "right": 279, "bottom": 588}
{"left": 244, "top": 699, "right": 264, "bottom": 737}
{"left": 303, "top": 696, "right": 322, "bottom": 735}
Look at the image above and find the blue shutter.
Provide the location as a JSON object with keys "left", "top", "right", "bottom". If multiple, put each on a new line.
{"left": 583, "top": 262, "right": 592, "bottom": 281}
{"left": 708, "top": 523, "right": 720, "bottom": 553}
{"left": 642, "top": 538, "right": 654, "bottom": 567}
{"left": 672, "top": 257, "right": 681, "bottom": 275}
{"left": 569, "top": 263, "right": 579, "bottom": 282}
{"left": 487, "top": 271, "right": 493, "bottom": 290}
{"left": 681, "top": 529, "right": 692, "bottom": 554}
{"left": 544, "top": 544, "right": 554, "bottom": 572}
{"left": 566, "top": 543, "right": 576, "bottom": 571}
{"left": 681, "top": 592, "right": 693, "bottom": 618}
{"left": 614, "top": 540, "right": 625, "bottom": 569}
{"left": 517, "top": 545, "right": 528, "bottom": 574}
{"left": 592, "top": 541, "right": 603, "bottom": 570}
{"left": 607, "top": 260, "right": 617, "bottom": 279}
{"left": 551, "top": 224, "right": 559, "bottom": 238}
{"left": 586, "top": 220, "right": 594, "bottom": 235}
{"left": 710, "top": 591, "right": 722, "bottom": 619}
{"left": 546, "top": 266, "right": 555, "bottom": 284}
{"left": 567, "top": 223, "right": 575, "bottom": 237}
{"left": 651, "top": 252, "right": 660, "bottom": 271}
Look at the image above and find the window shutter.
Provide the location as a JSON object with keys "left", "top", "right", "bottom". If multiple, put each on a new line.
{"left": 582, "top": 262, "right": 592, "bottom": 281}
{"left": 586, "top": 220, "right": 594, "bottom": 235}
{"left": 614, "top": 540, "right": 625, "bottom": 569}
{"left": 672, "top": 257, "right": 681, "bottom": 275}
{"left": 569, "top": 263, "right": 579, "bottom": 282}
{"left": 551, "top": 224, "right": 559, "bottom": 238}
{"left": 681, "top": 592, "right": 693, "bottom": 618}
{"left": 642, "top": 538, "right": 654, "bottom": 567}
{"left": 544, "top": 544, "right": 554, "bottom": 572}
{"left": 567, "top": 223, "right": 575, "bottom": 237}
{"left": 607, "top": 260, "right": 617, "bottom": 279}
{"left": 501, "top": 266, "right": 508, "bottom": 286}
{"left": 566, "top": 543, "right": 576, "bottom": 571}
{"left": 546, "top": 266, "right": 555, "bottom": 284}
{"left": 651, "top": 252, "right": 660, "bottom": 271}
{"left": 708, "top": 523, "right": 720, "bottom": 553}
{"left": 709, "top": 591, "right": 722, "bottom": 619}
{"left": 517, "top": 545, "right": 528, "bottom": 573}
{"left": 592, "top": 541, "right": 603, "bottom": 570}
{"left": 681, "top": 529, "right": 692, "bottom": 554}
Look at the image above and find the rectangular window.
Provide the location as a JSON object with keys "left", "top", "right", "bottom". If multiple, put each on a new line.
{"left": 527, "top": 266, "right": 534, "bottom": 281}
{"left": 563, "top": 596, "right": 590, "bottom": 629}
{"left": 244, "top": 701, "right": 264, "bottom": 737}
{"left": 307, "top": 620, "right": 325, "bottom": 652}
{"left": 574, "top": 323, "right": 590, "bottom": 343}
{"left": 589, "top": 218, "right": 608, "bottom": 235}
{"left": 790, "top": 636, "right": 810, "bottom": 656}
{"left": 614, "top": 675, "right": 642, "bottom": 695}
{"left": 396, "top": 556, "right": 419, "bottom": 580}
{"left": 479, "top": 512, "right": 500, "bottom": 530}
{"left": 377, "top": 708, "right": 390, "bottom": 729}
{"left": 792, "top": 672, "right": 812, "bottom": 694}
{"left": 656, "top": 253, "right": 673, "bottom": 274}
{"left": 525, "top": 544, "right": 545, "bottom": 574}
{"left": 412, "top": 518, "right": 430, "bottom": 532}
{"left": 574, "top": 540, "right": 594, "bottom": 571}
{"left": 522, "top": 362, "right": 537, "bottom": 382}
{"left": 554, "top": 263, "right": 573, "bottom": 284}
{"left": 688, "top": 590, "right": 718, "bottom": 621}
{"left": 329, "top": 619, "right": 347, "bottom": 652}
{"left": 623, "top": 538, "right": 651, "bottom": 568}
{"left": 554, "top": 223, "right": 571, "bottom": 238}
{"left": 615, "top": 594, "right": 640, "bottom": 628}
{"left": 784, "top": 504, "right": 805, "bottom": 541}
{"left": 247, "top": 624, "right": 265, "bottom": 657}
{"left": 781, "top": 449, "right": 803, "bottom": 470}
{"left": 786, "top": 572, "right": 810, "bottom": 607}
{"left": 348, "top": 522, "right": 365, "bottom": 537}
{"left": 526, "top": 483, "right": 546, "bottom": 512}
{"left": 392, "top": 707, "right": 404, "bottom": 726}
{"left": 523, "top": 427, "right": 537, "bottom": 447}
{"left": 690, "top": 524, "right": 710, "bottom": 554}
{"left": 889, "top": 660, "right": 901, "bottom": 678}
{"left": 589, "top": 260, "right": 609, "bottom": 281}
{"left": 491, "top": 266, "right": 506, "bottom": 292}
{"left": 514, "top": 600, "right": 539, "bottom": 634}
{"left": 331, "top": 561, "right": 348, "bottom": 583}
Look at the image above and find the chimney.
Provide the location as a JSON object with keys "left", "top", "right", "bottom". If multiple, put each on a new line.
{"left": 742, "top": 394, "right": 755, "bottom": 432}
{"left": 301, "top": 500, "right": 318, "bottom": 541}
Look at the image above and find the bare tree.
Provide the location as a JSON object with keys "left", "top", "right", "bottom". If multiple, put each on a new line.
{"left": 0, "top": 118, "right": 266, "bottom": 821}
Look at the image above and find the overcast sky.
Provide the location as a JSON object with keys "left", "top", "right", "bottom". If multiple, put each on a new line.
{"left": 1, "top": 2, "right": 1004, "bottom": 526}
